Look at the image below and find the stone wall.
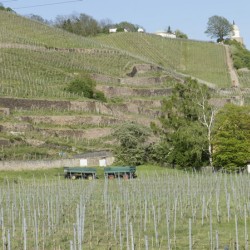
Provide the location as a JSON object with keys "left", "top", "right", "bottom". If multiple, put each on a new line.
{"left": 0, "top": 156, "right": 115, "bottom": 171}
{"left": 0, "top": 108, "right": 10, "bottom": 116}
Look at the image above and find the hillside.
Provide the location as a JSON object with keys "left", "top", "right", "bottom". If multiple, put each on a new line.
{"left": 95, "top": 32, "right": 231, "bottom": 87}
{"left": 0, "top": 10, "right": 246, "bottom": 161}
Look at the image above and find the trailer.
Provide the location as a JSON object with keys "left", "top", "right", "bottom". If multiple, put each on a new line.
{"left": 64, "top": 167, "right": 97, "bottom": 180}
{"left": 104, "top": 166, "right": 137, "bottom": 179}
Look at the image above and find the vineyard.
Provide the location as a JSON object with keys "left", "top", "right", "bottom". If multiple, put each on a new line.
{"left": 96, "top": 33, "right": 231, "bottom": 87}
{"left": 0, "top": 168, "right": 249, "bottom": 249}
{"left": 0, "top": 10, "right": 249, "bottom": 159}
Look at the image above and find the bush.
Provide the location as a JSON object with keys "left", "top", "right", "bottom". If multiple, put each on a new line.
{"left": 65, "top": 76, "right": 106, "bottom": 102}
{"left": 225, "top": 40, "right": 250, "bottom": 69}
{"left": 93, "top": 91, "right": 107, "bottom": 102}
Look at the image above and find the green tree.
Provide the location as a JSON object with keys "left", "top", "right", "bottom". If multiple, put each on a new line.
{"left": 65, "top": 75, "right": 106, "bottom": 102}
{"left": 115, "top": 21, "right": 140, "bottom": 32}
{"left": 112, "top": 123, "right": 151, "bottom": 165}
{"left": 175, "top": 29, "right": 188, "bottom": 39}
{"left": 152, "top": 79, "right": 214, "bottom": 169}
{"left": 212, "top": 104, "right": 250, "bottom": 172}
{"left": 55, "top": 13, "right": 100, "bottom": 36}
{"left": 205, "top": 15, "right": 233, "bottom": 42}
{"left": 0, "top": 4, "right": 14, "bottom": 12}
{"left": 166, "top": 26, "right": 173, "bottom": 34}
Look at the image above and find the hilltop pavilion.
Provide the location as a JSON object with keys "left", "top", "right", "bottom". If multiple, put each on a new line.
{"left": 230, "top": 21, "right": 244, "bottom": 45}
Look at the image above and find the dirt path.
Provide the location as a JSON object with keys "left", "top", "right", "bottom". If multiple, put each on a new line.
{"left": 224, "top": 45, "right": 240, "bottom": 87}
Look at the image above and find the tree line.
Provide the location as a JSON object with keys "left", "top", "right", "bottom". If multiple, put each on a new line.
{"left": 26, "top": 13, "right": 143, "bottom": 37}
{"left": 113, "top": 79, "right": 250, "bottom": 172}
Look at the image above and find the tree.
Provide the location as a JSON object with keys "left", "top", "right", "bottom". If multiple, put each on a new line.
{"left": 151, "top": 79, "right": 215, "bottom": 169}
{"left": 166, "top": 26, "right": 173, "bottom": 34}
{"left": 112, "top": 123, "right": 151, "bottom": 165}
{"left": 205, "top": 15, "right": 233, "bottom": 42}
{"left": 175, "top": 29, "right": 188, "bottom": 39}
{"left": 115, "top": 21, "right": 141, "bottom": 32}
{"left": 55, "top": 13, "right": 100, "bottom": 36}
{"left": 99, "top": 18, "right": 114, "bottom": 34}
{"left": 212, "top": 104, "right": 250, "bottom": 172}
{"left": 0, "top": 3, "right": 14, "bottom": 12}
{"left": 27, "top": 14, "right": 50, "bottom": 25}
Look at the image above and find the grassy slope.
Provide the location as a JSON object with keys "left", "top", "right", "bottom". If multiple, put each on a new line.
{"left": 0, "top": 10, "right": 232, "bottom": 91}
{"left": 95, "top": 32, "right": 231, "bottom": 87}
{"left": 0, "top": 11, "right": 237, "bottom": 160}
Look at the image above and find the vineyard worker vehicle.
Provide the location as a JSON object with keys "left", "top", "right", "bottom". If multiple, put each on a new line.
{"left": 104, "top": 166, "right": 137, "bottom": 179}
{"left": 64, "top": 167, "right": 97, "bottom": 180}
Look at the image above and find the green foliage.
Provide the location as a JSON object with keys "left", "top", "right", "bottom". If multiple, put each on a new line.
{"left": 166, "top": 26, "right": 173, "bottom": 34}
{"left": 66, "top": 77, "right": 95, "bottom": 98}
{"left": 93, "top": 90, "right": 107, "bottom": 102}
{"left": 54, "top": 14, "right": 142, "bottom": 36}
{"left": 0, "top": 4, "right": 14, "bottom": 12}
{"left": 175, "top": 29, "right": 188, "bottom": 39}
{"left": 205, "top": 15, "right": 233, "bottom": 41}
{"left": 152, "top": 79, "right": 213, "bottom": 169}
{"left": 112, "top": 123, "right": 151, "bottom": 165}
{"left": 55, "top": 13, "right": 101, "bottom": 36}
{"left": 212, "top": 104, "right": 250, "bottom": 172}
{"left": 65, "top": 76, "right": 106, "bottom": 102}
{"left": 225, "top": 40, "right": 250, "bottom": 69}
{"left": 115, "top": 21, "right": 140, "bottom": 32}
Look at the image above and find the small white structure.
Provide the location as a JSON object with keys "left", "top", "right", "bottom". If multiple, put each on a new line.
{"left": 109, "top": 28, "right": 117, "bottom": 33}
{"left": 230, "top": 22, "right": 244, "bottom": 44}
{"left": 99, "top": 158, "right": 107, "bottom": 167}
{"left": 247, "top": 161, "right": 250, "bottom": 173}
{"left": 138, "top": 28, "right": 144, "bottom": 33}
{"left": 155, "top": 31, "right": 176, "bottom": 39}
{"left": 80, "top": 158, "right": 88, "bottom": 167}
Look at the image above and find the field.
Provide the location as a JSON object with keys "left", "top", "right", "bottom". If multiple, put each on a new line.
{"left": 0, "top": 167, "right": 249, "bottom": 249}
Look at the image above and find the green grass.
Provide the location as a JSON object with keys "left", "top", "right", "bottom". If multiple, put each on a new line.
{"left": 0, "top": 167, "right": 62, "bottom": 183}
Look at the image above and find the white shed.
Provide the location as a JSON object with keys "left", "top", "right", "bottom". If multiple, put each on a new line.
{"left": 109, "top": 28, "right": 117, "bottom": 33}
{"left": 247, "top": 161, "right": 250, "bottom": 173}
{"left": 137, "top": 28, "right": 144, "bottom": 33}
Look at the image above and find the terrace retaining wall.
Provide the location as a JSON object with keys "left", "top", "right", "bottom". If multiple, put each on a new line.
{"left": 0, "top": 156, "right": 115, "bottom": 171}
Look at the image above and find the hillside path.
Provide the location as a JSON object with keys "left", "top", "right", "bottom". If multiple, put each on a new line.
{"left": 224, "top": 45, "right": 240, "bottom": 87}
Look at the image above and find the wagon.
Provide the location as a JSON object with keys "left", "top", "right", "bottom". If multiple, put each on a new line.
{"left": 64, "top": 167, "right": 97, "bottom": 180}
{"left": 104, "top": 166, "right": 137, "bottom": 179}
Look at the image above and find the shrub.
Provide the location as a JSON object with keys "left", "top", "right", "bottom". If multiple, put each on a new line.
{"left": 225, "top": 40, "right": 250, "bottom": 69}
{"left": 65, "top": 75, "right": 106, "bottom": 102}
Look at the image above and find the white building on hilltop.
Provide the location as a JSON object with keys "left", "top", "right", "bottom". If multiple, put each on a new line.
{"left": 230, "top": 22, "right": 244, "bottom": 45}
{"left": 154, "top": 31, "right": 176, "bottom": 39}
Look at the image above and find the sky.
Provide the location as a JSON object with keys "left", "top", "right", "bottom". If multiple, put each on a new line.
{"left": 3, "top": 0, "right": 250, "bottom": 49}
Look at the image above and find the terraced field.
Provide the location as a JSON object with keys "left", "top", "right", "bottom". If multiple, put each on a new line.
{"left": 0, "top": 10, "right": 247, "bottom": 160}
{"left": 96, "top": 32, "right": 231, "bottom": 87}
